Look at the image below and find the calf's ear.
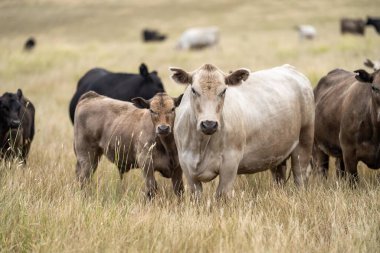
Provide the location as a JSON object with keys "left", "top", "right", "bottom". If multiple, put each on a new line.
{"left": 17, "top": 89, "right": 23, "bottom": 99}
{"left": 225, "top": 68, "right": 250, "bottom": 86}
{"left": 354, "top": 69, "right": 373, "bottom": 83}
{"left": 169, "top": 67, "right": 192, "bottom": 85}
{"left": 131, "top": 97, "right": 150, "bottom": 109}
{"left": 174, "top": 94, "right": 184, "bottom": 107}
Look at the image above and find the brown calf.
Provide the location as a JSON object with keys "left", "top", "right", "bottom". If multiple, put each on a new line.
{"left": 74, "top": 91, "right": 183, "bottom": 198}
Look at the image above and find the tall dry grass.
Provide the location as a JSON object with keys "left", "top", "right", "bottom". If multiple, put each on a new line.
{"left": 0, "top": 0, "right": 380, "bottom": 252}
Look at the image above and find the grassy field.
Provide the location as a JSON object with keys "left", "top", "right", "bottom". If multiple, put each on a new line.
{"left": 1, "top": 0, "right": 380, "bottom": 252}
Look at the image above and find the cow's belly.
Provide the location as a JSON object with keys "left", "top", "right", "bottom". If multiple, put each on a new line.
{"left": 180, "top": 149, "right": 221, "bottom": 182}
{"left": 238, "top": 140, "right": 299, "bottom": 173}
{"left": 356, "top": 142, "right": 380, "bottom": 169}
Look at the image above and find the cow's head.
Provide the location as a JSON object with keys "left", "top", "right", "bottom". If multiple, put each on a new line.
{"left": 170, "top": 64, "right": 250, "bottom": 135}
{"left": 132, "top": 93, "right": 183, "bottom": 136}
{"left": 0, "top": 89, "right": 23, "bottom": 129}
{"left": 355, "top": 69, "right": 380, "bottom": 120}
{"left": 139, "top": 63, "right": 165, "bottom": 93}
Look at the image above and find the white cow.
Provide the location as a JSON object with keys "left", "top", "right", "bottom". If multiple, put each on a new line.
{"left": 171, "top": 64, "right": 315, "bottom": 198}
{"left": 295, "top": 25, "right": 317, "bottom": 40}
{"left": 176, "top": 27, "right": 219, "bottom": 50}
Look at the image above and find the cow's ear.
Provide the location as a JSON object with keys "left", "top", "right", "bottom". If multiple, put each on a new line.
{"left": 354, "top": 69, "right": 373, "bottom": 83}
{"left": 131, "top": 97, "right": 150, "bottom": 109}
{"left": 364, "top": 59, "right": 375, "bottom": 69}
{"left": 169, "top": 67, "right": 192, "bottom": 85}
{"left": 151, "top": 70, "right": 158, "bottom": 75}
{"left": 139, "top": 63, "right": 151, "bottom": 79}
{"left": 16, "top": 89, "right": 23, "bottom": 99}
{"left": 174, "top": 94, "right": 183, "bottom": 107}
{"left": 225, "top": 69, "right": 250, "bottom": 86}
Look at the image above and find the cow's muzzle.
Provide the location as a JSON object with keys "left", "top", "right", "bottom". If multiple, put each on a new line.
{"left": 200, "top": 120, "right": 218, "bottom": 135}
{"left": 157, "top": 125, "right": 171, "bottom": 136}
{"left": 9, "top": 119, "right": 21, "bottom": 129}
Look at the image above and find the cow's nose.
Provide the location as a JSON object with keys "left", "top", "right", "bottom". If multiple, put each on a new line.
{"left": 10, "top": 120, "right": 21, "bottom": 128}
{"left": 157, "top": 125, "right": 170, "bottom": 135}
{"left": 200, "top": 120, "right": 218, "bottom": 135}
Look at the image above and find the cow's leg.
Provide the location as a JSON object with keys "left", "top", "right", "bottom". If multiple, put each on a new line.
{"left": 312, "top": 144, "right": 329, "bottom": 178}
{"left": 342, "top": 147, "right": 358, "bottom": 186}
{"left": 171, "top": 167, "right": 184, "bottom": 197}
{"left": 216, "top": 152, "right": 241, "bottom": 199}
{"left": 75, "top": 147, "right": 102, "bottom": 185}
{"left": 291, "top": 124, "right": 314, "bottom": 187}
{"left": 141, "top": 160, "right": 158, "bottom": 200}
{"left": 335, "top": 158, "right": 346, "bottom": 179}
{"left": 182, "top": 168, "right": 202, "bottom": 199}
{"left": 270, "top": 160, "right": 287, "bottom": 185}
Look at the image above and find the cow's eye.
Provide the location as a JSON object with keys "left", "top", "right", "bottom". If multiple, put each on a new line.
{"left": 149, "top": 109, "right": 158, "bottom": 115}
{"left": 171, "top": 107, "right": 175, "bottom": 112}
{"left": 218, "top": 88, "right": 227, "bottom": 97}
{"left": 191, "top": 87, "right": 199, "bottom": 96}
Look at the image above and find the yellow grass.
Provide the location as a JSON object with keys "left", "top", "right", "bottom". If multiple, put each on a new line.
{"left": 1, "top": 0, "right": 380, "bottom": 252}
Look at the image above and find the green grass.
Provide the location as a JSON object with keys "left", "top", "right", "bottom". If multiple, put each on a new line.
{"left": 0, "top": 0, "right": 380, "bottom": 252}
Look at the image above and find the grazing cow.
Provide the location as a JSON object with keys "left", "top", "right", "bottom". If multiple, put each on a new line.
{"left": 295, "top": 25, "right": 317, "bottom": 40}
{"left": 74, "top": 91, "right": 184, "bottom": 198}
{"left": 24, "top": 37, "right": 36, "bottom": 51}
{"left": 142, "top": 29, "right": 167, "bottom": 42}
{"left": 176, "top": 27, "right": 219, "bottom": 50}
{"left": 340, "top": 18, "right": 365, "bottom": 35}
{"left": 313, "top": 68, "right": 380, "bottom": 183}
{"left": 171, "top": 64, "right": 314, "bottom": 198}
{"left": 69, "top": 63, "right": 165, "bottom": 123}
{"left": 366, "top": 17, "right": 380, "bottom": 34}
{"left": 0, "top": 89, "right": 35, "bottom": 163}
{"left": 364, "top": 59, "right": 380, "bottom": 71}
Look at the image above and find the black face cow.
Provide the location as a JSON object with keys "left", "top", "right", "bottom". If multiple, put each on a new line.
{"left": 0, "top": 89, "right": 35, "bottom": 163}
{"left": 142, "top": 29, "right": 167, "bottom": 42}
{"left": 366, "top": 17, "right": 380, "bottom": 34}
{"left": 69, "top": 63, "right": 165, "bottom": 123}
{"left": 340, "top": 18, "right": 365, "bottom": 35}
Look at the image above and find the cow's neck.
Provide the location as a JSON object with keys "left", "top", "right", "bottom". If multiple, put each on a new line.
{"left": 156, "top": 133, "right": 178, "bottom": 168}
{"left": 369, "top": 98, "right": 380, "bottom": 140}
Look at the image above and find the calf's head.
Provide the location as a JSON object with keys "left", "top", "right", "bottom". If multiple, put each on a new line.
{"left": 0, "top": 89, "right": 23, "bottom": 129}
{"left": 355, "top": 69, "right": 380, "bottom": 121}
{"left": 170, "top": 64, "right": 250, "bottom": 135}
{"left": 132, "top": 93, "right": 183, "bottom": 136}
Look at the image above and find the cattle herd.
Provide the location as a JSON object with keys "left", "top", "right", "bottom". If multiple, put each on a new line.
{"left": 1, "top": 17, "right": 380, "bottom": 200}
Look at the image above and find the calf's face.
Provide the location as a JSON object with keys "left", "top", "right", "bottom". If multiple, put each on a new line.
{"left": 132, "top": 93, "right": 183, "bottom": 136}
{"left": 0, "top": 89, "right": 23, "bottom": 129}
{"left": 170, "top": 64, "right": 249, "bottom": 135}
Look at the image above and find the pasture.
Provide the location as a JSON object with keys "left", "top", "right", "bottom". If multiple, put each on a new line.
{"left": 1, "top": 0, "right": 380, "bottom": 252}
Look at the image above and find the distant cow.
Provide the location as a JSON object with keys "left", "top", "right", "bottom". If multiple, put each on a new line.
{"left": 171, "top": 64, "right": 314, "bottom": 198}
{"left": 142, "top": 29, "right": 167, "bottom": 42}
{"left": 364, "top": 58, "right": 380, "bottom": 71}
{"left": 24, "top": 37, "right": 36, "bottom": 51}
{"left": 340, "top": 18, "right": 365, "bottom": 35}
{"left": 313, "top": 68, "right": 380, "bottom": 184}
{"left": 176, "top": 27, "right": 219, "bottom": 50}
{"left": 366, "top": 17, "right": 380, "bottom": 34}
{"left": 74, "top": 91, "right": 184, "bottom": 198}
{"left": 295, "top": 25, "right": 317, "bottom": 40}
{"left": 0, "top": 89, "right": 35, "bottom": 163}
{"left": 69, "top": 63, "right": 165, "bottom": 123}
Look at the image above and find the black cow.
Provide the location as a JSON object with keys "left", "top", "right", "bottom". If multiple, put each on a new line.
{"left": 142, "top": 29, "right": 167, "bottom": 42}
{"left": 366, "top": 17, "right": 380, "bottom": 34}
{"left": 0, "top": 89, "right": 35, "bottom": 163}
{"left": 69, "top": 63, "right": 165, "bottom": 123}
{"left": 340, "top": 18, "right": 365, "bottom": 35}
{"left": 24, "top": 37, "right": 36, "bottom": 51}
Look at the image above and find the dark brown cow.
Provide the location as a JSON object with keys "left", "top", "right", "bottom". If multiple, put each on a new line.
{"left": 0, "top": 89, "right": 35, "bottom": 164}
{"left": 313, "top": 68, "right": 380, "bottom": 183}
{"left": 74, "top": 91, "right": 183, "bottom": 198}
{"left": 340, "top": 18, "right": 365, "bottom": 35}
